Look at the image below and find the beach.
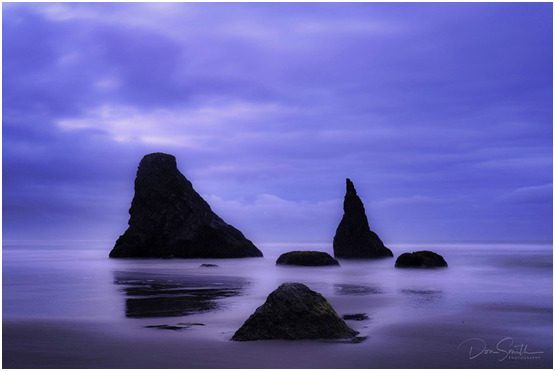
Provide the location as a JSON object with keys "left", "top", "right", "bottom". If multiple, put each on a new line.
{"left": 3, "top": 242, "right": 552, "bottom": 368}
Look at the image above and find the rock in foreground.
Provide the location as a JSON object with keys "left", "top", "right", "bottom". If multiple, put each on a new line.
{"left": 232, "top": 283, "right": 357, "bottom": 341}
{"left": 109, "top": 153, "right": 263, "bottom": 258}
{"left": 333, "top": 178, "right": 393, "bottom": 259}
{"left": 276, "top": 251, "right": 339, "bottom": 266}
{"left": 395, "top": 251, "right": 448, "bottom": 268}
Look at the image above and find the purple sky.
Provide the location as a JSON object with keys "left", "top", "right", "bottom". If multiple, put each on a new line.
{"left": 3, "top": 2, "right": 553, "bottom": 245}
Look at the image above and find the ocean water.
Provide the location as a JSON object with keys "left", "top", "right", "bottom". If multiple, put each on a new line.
{"left": 3, "top": 242, "right": 553, "bottom": 368}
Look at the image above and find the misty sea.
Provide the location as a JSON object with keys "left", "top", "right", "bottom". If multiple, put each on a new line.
{"left": 3, "top": 242, "right": 552, "bottom": 368}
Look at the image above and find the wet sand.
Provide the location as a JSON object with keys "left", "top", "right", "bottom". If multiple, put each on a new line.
{"left": 3, "top": 315, "right": 551, "bottom": 368}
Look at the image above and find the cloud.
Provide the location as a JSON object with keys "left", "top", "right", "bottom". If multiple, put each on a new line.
{"left": 499, "top": 184, "right": 553, "bottom": 204}
{"left": 56, "top": 101, "right": 291, "bottom": 148}
{"left": 204, "top": 194, "right": 342, "bottom": 243}
{"left": 3, "top": 3, "right": 552, "bottom": 243}
{"left": 374, "top": 195, "right": 444, "bottom": 208}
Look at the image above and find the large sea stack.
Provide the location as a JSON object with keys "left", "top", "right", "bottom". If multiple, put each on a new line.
{"left": 109, "top": 153, "right": 262, "bottom": 258}
{"left": 232, "top": 283, "right": 357, "bottom": 341}
{"left": 333, "top": 178, "right": 393, "bottom": 259}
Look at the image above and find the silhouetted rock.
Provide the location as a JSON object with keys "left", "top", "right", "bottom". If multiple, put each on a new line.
{"left": 109, "top": 153, "right": 263, "bottom": 258}
{"left": 276, "top": 251, "right": 339, "bottom": 266}
{"left": 333, "top": 179, "right": 393, "bottom": 259}
{"left": 395, "top": 251, "right": 448, "bottom": 268}
{"left": 232, "top": 283, "right": 357, "bottom": 341}
{"left": 199, "top": 263, "right": 219, "bottom": 268}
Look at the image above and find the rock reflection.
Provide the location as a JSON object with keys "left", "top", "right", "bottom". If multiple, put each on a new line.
{"left": 334, "top": 283, "right": 382, "bottom": 295}
{"left": 400, "top": 288, "right": 443, "bottom": 304}
{"left": 113, "top": 271, "right": 247, "bottom": 318}
{"left": 401, "top": 289, "right": 442, "bottom": 296}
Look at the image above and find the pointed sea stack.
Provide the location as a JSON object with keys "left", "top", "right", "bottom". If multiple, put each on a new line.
{"left": 333, "top": 178, "right": 393, "bottom": 259}
{"left": 109, "top": 153, "right": 263, "bottom": 258}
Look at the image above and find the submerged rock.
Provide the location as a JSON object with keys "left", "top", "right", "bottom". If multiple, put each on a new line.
{"left": 395, "top": 251, "right": 448, "bottom": 268}
{"left": 109, "top": 153, "right": 263, "bottom": 258}
{"left": 199, "top": 264, "right": 219, "bottom": 268}
{"left": 232, "top": 283, "right": 357, "bottom": 341}
{"left": 333, "top": 179, "right": 393, "bottom": 259}
{"left": 276, "top": 251, "right": 339, "bottom": 266}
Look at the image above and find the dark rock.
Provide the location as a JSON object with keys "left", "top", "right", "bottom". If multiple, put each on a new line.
{"left": 342, "top": 313, "right": 369, "bottom": 321}
{"left": 177, "top": 322, "right": 206, "bottom": 326}
{"left": 349, "top": 336, "right": 368, "bottom": 344}
{"left": 199, "top": 263, "right": 219, "bottom": 268}
{"left": 109, "top": 153, "right": 263, "bottom": 258}
{"left": 145, "top": 323, "right": 205, "bottom": 331}
{"left": 145, "top": 325, "right": 184, "bottom": 331}
{"left": 276, "top": 251, "right": 339, "bottom": 266}
{"left": 333, "top": 178, "right": 393, "bottom": 259}
{"left": 232, "top": 283, "right": 357, "bottom": 341}
{"left": 322, "top": 336, "right": 368, "bottom": 344}
{"left": 395, "top": 251, "right": 448, "bottom": 268}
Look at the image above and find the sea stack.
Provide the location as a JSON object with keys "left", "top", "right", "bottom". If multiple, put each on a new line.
{"left": 333, "top": 178, "right": 393, "bottom": 259}
{"left": 109, "top": 153, "right": 263, "bottom": 258}
{"left": 232, "top": 283, "right": 357, "bottom": 341}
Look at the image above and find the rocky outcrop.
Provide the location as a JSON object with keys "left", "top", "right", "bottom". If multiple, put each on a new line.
{"left": 395, "top": 251, "right": 447, "bottom": 268}
{"left": 276, "top": 251, "right": 339, "bottom": 266}
{"left": 109, "top": 153, "right": 263, "bottom": 258}
{"left": 333, "top": 178, "right": 393, "bottom": 259}
{"left": 232, "top": 283, "right": 357, "bottom": 341}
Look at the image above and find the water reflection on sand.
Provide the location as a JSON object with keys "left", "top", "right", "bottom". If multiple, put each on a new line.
{"left": 113, "top": 271, "right": 248, "bottom": 318}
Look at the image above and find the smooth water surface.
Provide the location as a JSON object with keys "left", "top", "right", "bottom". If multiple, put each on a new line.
{"left": 3, "top": 242, "right": 552, "bottom": 368}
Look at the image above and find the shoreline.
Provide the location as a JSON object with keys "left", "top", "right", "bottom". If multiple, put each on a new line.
{"left": 4, "top": 317, "right": 551, "bottom": 369}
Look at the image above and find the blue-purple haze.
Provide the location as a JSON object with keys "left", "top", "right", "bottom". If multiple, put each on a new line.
{"left": 3, "top": 3, "right": 552, "bottom": 245}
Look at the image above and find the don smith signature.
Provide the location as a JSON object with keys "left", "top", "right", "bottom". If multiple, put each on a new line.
{"left": 458, "top": 337, "right": 544, "bottom": 361}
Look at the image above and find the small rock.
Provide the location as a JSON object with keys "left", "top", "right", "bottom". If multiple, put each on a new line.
{"left": 395, "top": 251, "right": 448, "bottom": 268}
{"left": 350, "top": 336, "right": 368, "bottom": 344}
{"left": 199, "top": 263, "right": 219, "bottom": 268}
{"left": 145, "top": 323, "right": 205, "bottom": 331}
{"left": 342, "top": 313, "right": 369, "bottom": 321}
{"left": 276, "top": 251, "right": 339, "bottom": 266}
